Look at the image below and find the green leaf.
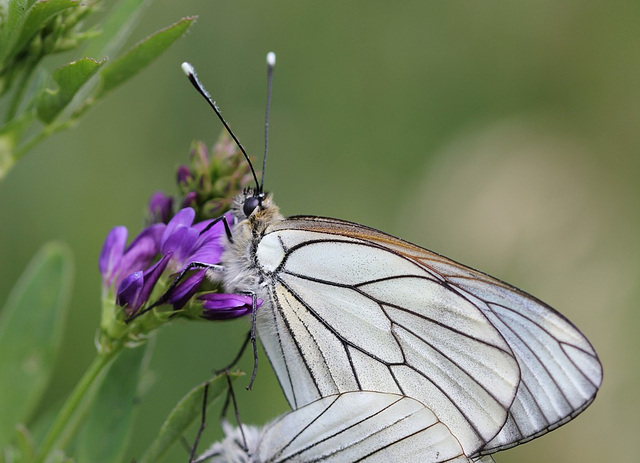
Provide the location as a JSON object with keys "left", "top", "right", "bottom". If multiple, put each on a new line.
{"left": 0, "top": 0, "right": 31, "bottom": 62}
{"left": 1, "top": 0, "right": 78, "bottom": 64}
{"left": 0, "top": 243, "right": 74, "bottom": 447}
{"left": 138, "top": 373, "right": 235, "bottom": 463}
{"left": 82, "top": 0, "right": 153, "bottom": 59}
{"left": 74, "top": 341, "right": 153, "bottom": 463}
{"left": 96, "top": 16, "right": 196, "bottom": 99}
{"left": 36, "top": 57, "right": 105, "bottom": 124}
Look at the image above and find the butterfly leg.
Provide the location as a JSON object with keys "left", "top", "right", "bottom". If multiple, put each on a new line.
{"left": 240, "top": 291, "right": 259, "bottom": 390}
{"left": 188, "top": 381, "right": 210, "bottom": 463}
{"left": 211, "top": 290, "right": 260, "bottom": 390}
{"left": 213, "top": 331, "right": 252, "bottom": 375}
{"left": 198, "top": 214, "right": 234, "bottom": 242}
{"left": 221, "top": 372, "right": 248, "bottom": 452}
{"left": 191, "top": 372, "right": 248, "bottom": 463}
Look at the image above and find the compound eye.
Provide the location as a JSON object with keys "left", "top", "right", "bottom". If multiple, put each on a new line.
{"left": 243, "top": 196, "right": 260, "bottom": 217}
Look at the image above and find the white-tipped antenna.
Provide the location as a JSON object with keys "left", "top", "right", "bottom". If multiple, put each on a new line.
{"left": 261, "top": 52, "right": 276, "bottom": 192}
{"left": 181, "top": 61, "right": 261, "bottom": 192}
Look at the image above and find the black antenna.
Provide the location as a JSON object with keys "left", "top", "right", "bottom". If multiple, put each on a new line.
{"left": 181, "top": 62, "right": 261, "bottom": 192}
{"left": 261, "top": 52, "right": 276, "bottom": 193}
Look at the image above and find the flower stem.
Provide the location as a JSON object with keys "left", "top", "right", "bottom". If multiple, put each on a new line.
{"left": 4, "top": 60, "right": 37, "bottom": 124}
{"left": 35, "top": 346, "right": 121, "bottom": 462}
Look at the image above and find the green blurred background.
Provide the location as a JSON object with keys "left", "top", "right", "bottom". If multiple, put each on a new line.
{"left": 1, "top": 1, "right": 637, "bottom": 461}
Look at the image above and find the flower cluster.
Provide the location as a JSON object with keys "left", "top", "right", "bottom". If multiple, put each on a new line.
{"left": 99, "top": 208, "right": 225, "bottom": 314}
{"left": 97, "top": 135, "right": 261, "bottom": 344}
{"left": 99, "top": 205, "right": 262, "bottom": 338}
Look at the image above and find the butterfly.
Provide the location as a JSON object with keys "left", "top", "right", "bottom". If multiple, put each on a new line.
{"left": 196, "top": 391, "right": 496, "bottom": 463}
{"left": 182, "top": 55, "right": 603, "bottom": 459}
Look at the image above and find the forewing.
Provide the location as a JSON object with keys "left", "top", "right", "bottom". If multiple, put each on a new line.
{"left": 255, "top": 220, "right": 521, "bottom": 456}
{"left": 272, "top": 216, "right": 603, "bottom": 455}
{"left": 257, "top": 392, "right": 472, "bottom": 463}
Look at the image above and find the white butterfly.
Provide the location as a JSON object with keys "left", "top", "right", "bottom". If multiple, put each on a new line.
{"left": 182, "top": 57, "right": 603, "bottom": 459}
{"left": 219, "top": 191, "right": 602, "bottom": 458}
{"left": 196, "top": 391, "right": 495, "bottom": 463}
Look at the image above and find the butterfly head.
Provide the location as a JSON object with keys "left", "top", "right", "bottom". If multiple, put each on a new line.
{"left": 242, "top": 191, "right": 264, "bottom": 218}
{"left": 232, "top": 188, "right": 279, "bottom": 222}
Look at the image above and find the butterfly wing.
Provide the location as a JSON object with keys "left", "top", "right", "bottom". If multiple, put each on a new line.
{"left": 255, "top": 218, "right": 520, "bottom": 456}
{"left": 257, "top": 391, "right": 472, "bottom": 463}
{"left": 255, "top": 216, "right": 601, "bottom": 456}
{"left": 198, "top": 392, "right": 476, "bottom": 463}
{"left": 433, "top": 257, "right": 602, "bottom": 454}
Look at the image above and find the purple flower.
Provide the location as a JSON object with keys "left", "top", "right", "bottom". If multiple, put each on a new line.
{"left": 198, "top": 293, "right": 262, "bottom": 320}
{"left": 154, "top": 208, "right": 231, "bottom": 308}
{"left": 176, "top": 165, "right": 192, "bottom": 186}
{"left": 98, "top": 226, "right": 127, "bottom": 288}
{"left": 182, "top": 191, "right": 197, "bottom": 209}
{"left": 167, "top": 269, "right": 207, "bottom": 310}
{"left": 159, "top": 208, "right": 229, "bottom": 272}
{"left": 99, "top": 224, "right": 165, "bottom": 290}
{"left": 99, "top": 207, "right": 234, "bottom": 316}
{"left": 116, "top": 254, "right": 171, "bottom": 313}
{"left": 148, "top": 191, "right": 174, "bottom": 224}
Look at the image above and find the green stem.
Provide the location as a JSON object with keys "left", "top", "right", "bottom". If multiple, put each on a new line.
{"left": 11, "top": 128, "right": 50, "bottom": 163}
{"left": 35, "top": 346, "right": 122, "bottom": 462}
{"left": 11, "top": 119, "right": 71, "bottom": 163}
{"left": 4, "top": 61, "right": 37, "bottom": 124}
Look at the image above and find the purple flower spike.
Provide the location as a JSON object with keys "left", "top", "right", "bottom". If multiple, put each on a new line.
{"left": 99, "top": 226, "right": 127, "bottom": 286}
{"left": 148, "top": 191, "right": 174, "bottom": 224}
{"left": 199, "top": 293, "right": 262, "bottom": 320}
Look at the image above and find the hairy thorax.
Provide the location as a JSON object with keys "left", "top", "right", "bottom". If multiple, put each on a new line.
{"left": 220, "top": 192, "right": 284, "bottom": 295}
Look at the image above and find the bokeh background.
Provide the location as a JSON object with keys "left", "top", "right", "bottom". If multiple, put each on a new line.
{"left": 1, "top": 1, "right": 637, "bottom": 461}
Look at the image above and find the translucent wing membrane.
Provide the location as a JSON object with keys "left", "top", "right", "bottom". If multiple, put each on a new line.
{"left": 254, "top": 216, "right": 602, "bottom": 456}
{"left": 198, "top": 392, "right": 491, "bottom": 463}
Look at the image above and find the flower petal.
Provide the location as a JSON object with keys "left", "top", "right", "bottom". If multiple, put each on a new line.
{"left": 187, "top": 212, "right": 232, "bottom": 266}
{"left": 162, "top": 226, "right": 199, "bottom": 267}
{"left": 116, "top": 224, "right": 165, "bottom": 288}
{"left": 99, "top": 226, "right": 127, "bottom": 286}
{"left": 168, "top": 269, "right": 207, "bottom": 310}
{"left": 176, "top": 165, "right": 192, "bottom": 186}
{"left": 201, "top": 306, "right": 252, "bottom": 320}
{"left": 148, "top": 191, "right": 174, "bottom": 224}
{"left": 137, "top": 253, "right": 172, "bottom": 310}
{"left": 198, "top": 293, "right": 262, "bottom": 320}
{"left": 162, "top": 208, "right": 195, "bottom": 246}
{"left": 116, "top": 271, "right": 144, "bottom": 312}
{"left": 182, "top": 191, "right": 197, "bottom": 208}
